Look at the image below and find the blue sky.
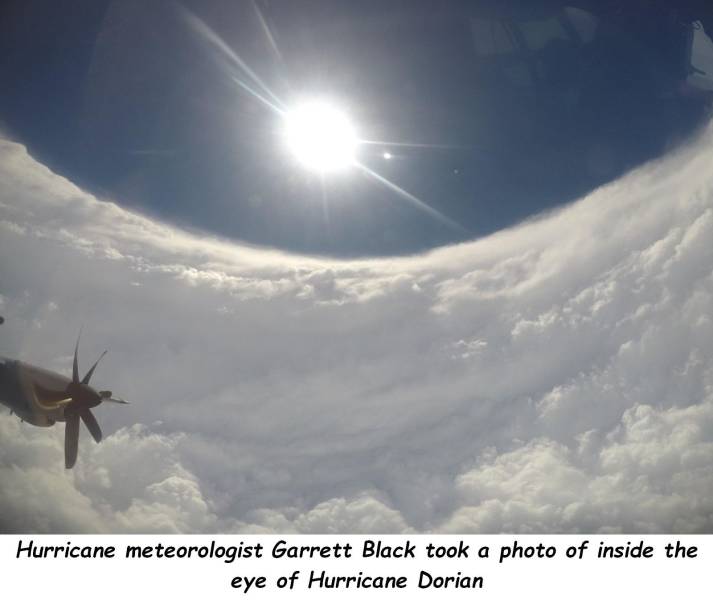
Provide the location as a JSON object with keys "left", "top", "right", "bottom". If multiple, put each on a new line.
{"left": 1, "top": 0, "right": 711, "bottom": 256}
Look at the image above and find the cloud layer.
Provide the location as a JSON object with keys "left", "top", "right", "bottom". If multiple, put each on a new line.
{"left": 1, "top": 122, "right": 713, "bottom": 533}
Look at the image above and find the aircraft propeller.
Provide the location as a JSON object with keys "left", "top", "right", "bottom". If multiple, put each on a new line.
{"left": 33, "top": 334, "right": 128, "bottom": 468}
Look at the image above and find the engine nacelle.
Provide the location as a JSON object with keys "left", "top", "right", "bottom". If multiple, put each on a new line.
{"left": 20, "top": 414, "right": 55, "bottom": 427}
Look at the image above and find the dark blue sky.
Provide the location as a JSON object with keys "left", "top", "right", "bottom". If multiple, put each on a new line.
{"left": 1, "top": 0, "right": 712, "bottom": 256}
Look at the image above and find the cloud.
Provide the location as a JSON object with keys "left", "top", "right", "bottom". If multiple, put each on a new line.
{"left": 1, "top": 121, "right": 712, "bottom": 533}
{"left": 443, "top": 398, "right": 713, "bottom": 533}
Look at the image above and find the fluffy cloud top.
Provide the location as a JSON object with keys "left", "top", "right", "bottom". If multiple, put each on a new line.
{"left": 1, "top": 121, "right": 712, "bottom": 533}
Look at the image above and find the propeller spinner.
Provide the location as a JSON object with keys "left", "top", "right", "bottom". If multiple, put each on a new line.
{"left": 34, "top": 334, "right": 128, "bottom": 468}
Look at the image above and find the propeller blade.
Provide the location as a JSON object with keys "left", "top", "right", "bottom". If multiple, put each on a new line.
{"left": 72, "top": 331, "right": 81, "bottom": 384}
{"left": 82, "top": 350, "right": 107, "bottom": 385}
{"left": 101, "top": 395, "right": 129, "bottom": 405}
{"left": 80, "top": 408, "right": 102, "bottom": 443}
{"left": 65, "top": 412, "right": 80, "bottom": 469}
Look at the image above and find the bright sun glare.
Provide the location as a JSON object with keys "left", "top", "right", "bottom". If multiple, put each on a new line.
{"left": 285, "top": 101, "right": 357, "bottom": 173}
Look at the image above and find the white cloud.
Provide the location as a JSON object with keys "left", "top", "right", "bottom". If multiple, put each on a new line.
{"left": 1, "top": 121, "right": 713, "bottom": 533}
{"left": 442, "top": 398, "right": 713, "bottom": 533}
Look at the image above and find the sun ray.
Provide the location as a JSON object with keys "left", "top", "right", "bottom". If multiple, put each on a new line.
{"left": 360, "top": 140, "right": 466, "bottom": 150}
{"left": 181, "top": 7, "right": 286, "bottom": 111}
{"left": 355, "top": 162, "right": 466, "bottom": 232}
{"left": 319, "top": 175, "right": 331, "bottom": 229}
{"left": 231, "top": 76, "right": 285, "bottom": 116}
{"left": 251, "top": 0, "right": 287, "bottom": 70}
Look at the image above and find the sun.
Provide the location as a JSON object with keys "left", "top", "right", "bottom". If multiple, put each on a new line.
{"left": 284, "top": 100, "right": 357, "bottom": 173}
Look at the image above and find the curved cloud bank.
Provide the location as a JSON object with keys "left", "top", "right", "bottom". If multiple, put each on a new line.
{"left": 1, "top": 123, "right": 712, "bottom": 533}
